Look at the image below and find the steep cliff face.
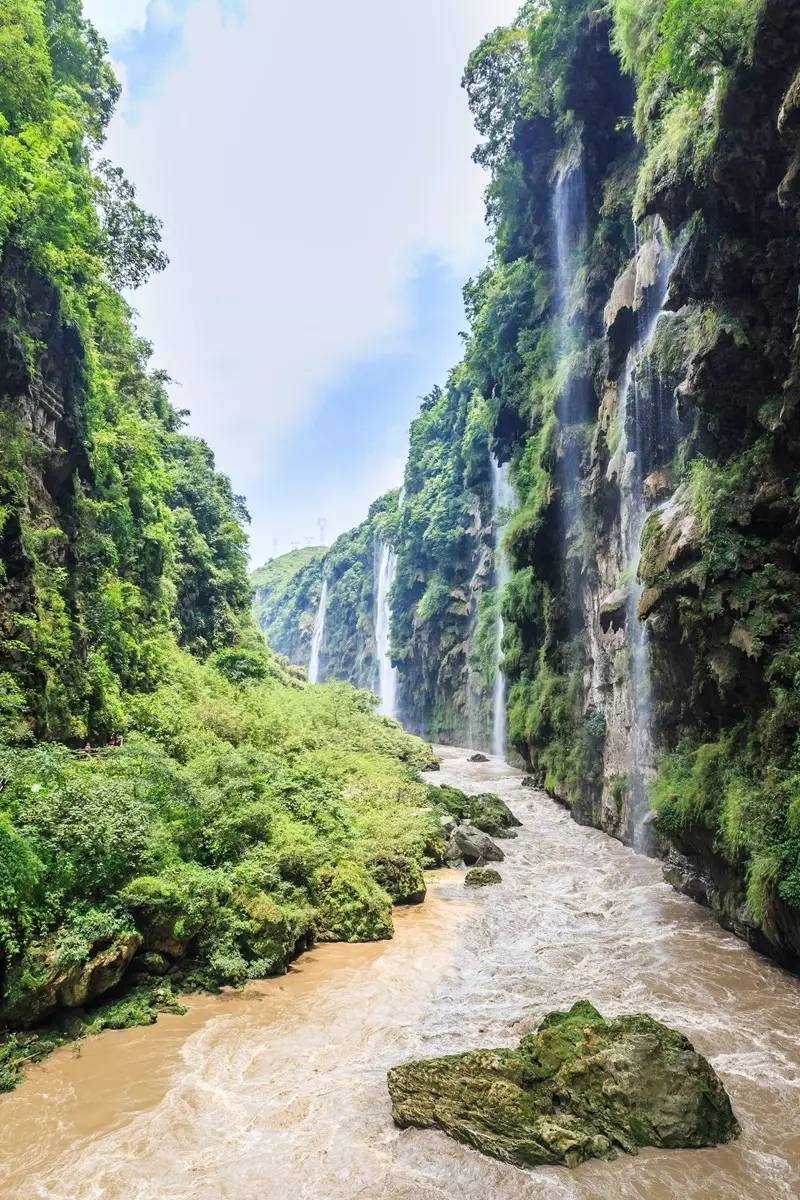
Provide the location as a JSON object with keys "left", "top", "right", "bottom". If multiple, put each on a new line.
{"left": 489, "top": 0, "right": 800, "bottom": 970}
{"left": 261, "top": 0, "right": 800, "bottom": 970}
{"left": 392, "top": 383, "right": 497, "bottom": 743}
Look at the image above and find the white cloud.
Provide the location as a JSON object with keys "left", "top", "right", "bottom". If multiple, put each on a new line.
{"left": 83, "top": 0, "right": 150, "bottom": 41}
{"left": 90, "top": 0, "right": 520, "bottom": 550}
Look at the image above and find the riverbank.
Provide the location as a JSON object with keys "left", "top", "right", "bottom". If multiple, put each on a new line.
{"left": 1, "top": 748, "right": 799, "bottom": 1199}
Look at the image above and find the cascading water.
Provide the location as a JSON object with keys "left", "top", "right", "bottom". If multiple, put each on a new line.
{"left": 614, "top": 230, "right": 677, "bottom": 843}
{"left": 374, "top": 541, "right": 398, "bottom": 719}
{"left": 553, "top": 154, "right": 587, "bottom": 352}
{"left": 552, "top": 149, "right": 592, "bottom": 618}
{"left": 307, "top": 578, "right": 327, "bottom": 684}
{"left": 491, "top": 457, "right": 514, "bottom": 758}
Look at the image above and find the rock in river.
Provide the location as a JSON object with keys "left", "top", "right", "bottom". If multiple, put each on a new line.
{"left": 466, "top": 792, "right": 522, "bottom": 837}
{"left": 464, "top": 867, "right": 502, "bottom": 888}
{"left": 388, "top": 1001, "right": 739, "bottom": 1170}
{"left": 445, "top": 824, "right": 505, "bottom": 867}
{"left": 468, "top": 753, "right": 489, "bottom": 763}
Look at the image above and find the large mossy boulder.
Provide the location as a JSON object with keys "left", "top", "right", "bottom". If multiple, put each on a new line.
{"left": 427, "top": 785, "right": 520, "bottom": 838}
{"left": 367, "top": 853, "right": 426, "bottom": 905}
{"left": 465, "top": 793, "right": 521, "bottom": 837}
{"left": 316, "top": 861, "right": 394, "bottom": 942}
{"left": 427, "top": 783, "right": 470, "bottom": 820}
{"left": 388, "top": 1001, "right": 738, "bottom": 1169}
{"left": 234, "top": 890, "right": 313, "bottom": 971}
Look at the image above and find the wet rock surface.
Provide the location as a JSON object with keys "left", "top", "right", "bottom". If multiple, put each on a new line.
{"left": 388, "top": 1000, "right": 739, "bottom": 1170}
{"left": 445, "top": 824, "right": 505, "bottom": 868}
{"left": 465, "top": 792, "right": 522, "bottom": 837}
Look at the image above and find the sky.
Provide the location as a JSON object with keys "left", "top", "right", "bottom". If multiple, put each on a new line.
{"left": 82, "top": 0, "right": 520, "bottom": 565}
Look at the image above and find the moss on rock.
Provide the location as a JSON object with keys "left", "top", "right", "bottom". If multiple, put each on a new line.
{"left": 367, "top": 853, "right": 426, "bottom": 905}
{"left": 465, "top": 793, "right": 522, "bottom": 837}
{"left": 316, "top": 861, "right": 394, "bottom": 942}
{"left": 388, "top": 1001, "right": 738, "bottom": 1169}
{"left": 464, "top": 867, "right": 502, "bottom": 887}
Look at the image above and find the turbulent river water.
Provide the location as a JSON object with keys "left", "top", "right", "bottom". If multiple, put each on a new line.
{"left": 2, "top": 746, "right": 800, "bottom": 1199}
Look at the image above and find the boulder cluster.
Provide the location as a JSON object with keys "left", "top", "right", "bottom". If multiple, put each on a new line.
{"left": 427, "top": 783, "right": 521, "bottom": 869}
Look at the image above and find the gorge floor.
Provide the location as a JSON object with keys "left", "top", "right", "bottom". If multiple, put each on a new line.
{"left": 1, "top": 747, "right": 798, "bottom": 1199}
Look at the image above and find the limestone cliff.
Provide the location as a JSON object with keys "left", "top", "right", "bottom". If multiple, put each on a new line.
{"left": 256, "top": 0, "right": 800, "bottom": 971}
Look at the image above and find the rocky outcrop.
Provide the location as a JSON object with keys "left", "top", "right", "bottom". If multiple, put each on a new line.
{"left": 1, "top": 932, "right": 141, "bottom": 1029}
{"left": 315, "top": 861, "right": 394, "bottom": 943}
{"left": 388, "top": 1001, "right": 738, "bottom": 1169}
{"left": 464, "top": 792, "right": 521, "bottom": 838}
{"left": 367, "top": 853, "right": 426, "bottom": 906}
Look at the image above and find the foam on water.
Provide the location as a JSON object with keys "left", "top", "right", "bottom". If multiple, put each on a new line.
{"left": 4, "top": 749, "right": 800, "bottom": 1199}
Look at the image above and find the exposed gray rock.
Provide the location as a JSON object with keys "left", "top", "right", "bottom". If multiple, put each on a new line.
{"left": 446, "top": 824, "right": 505, "bottom": 867}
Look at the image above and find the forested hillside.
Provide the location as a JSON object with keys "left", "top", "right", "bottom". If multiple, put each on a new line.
{"left": 256, "top": 0, "right": 800, "bottom": 969}
{"left": 0, "top": 0, "right": 440, "bottom": 1088}
{"left": 254, "top": 492, "right": 401, "bottom": 693}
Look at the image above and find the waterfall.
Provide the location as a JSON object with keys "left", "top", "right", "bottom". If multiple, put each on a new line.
{"left": 307, "top": 578, "right": 328, "bottom": 684}
{"left": 615, "top": 232, "right": 677, "bottom": 842}
{"left": 375, "top": 541, "right": 398, "bottom": 718}
{"left": 491, "top": 457, "right": 514, "bottom": 758}
{"left": 553, "top": 155, "right": 587, "bottom": 358}
{"left": 552, "top": 151, "right": 591, "bottom": 607}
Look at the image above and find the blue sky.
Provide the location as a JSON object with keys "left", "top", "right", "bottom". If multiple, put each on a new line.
{"left": 83, "top": 0, "right": 519, "bottom": 564}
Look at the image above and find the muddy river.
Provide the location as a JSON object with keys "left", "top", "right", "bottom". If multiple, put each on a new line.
{"left": 2, "top": 746, "right": 799, "bottom": 1199}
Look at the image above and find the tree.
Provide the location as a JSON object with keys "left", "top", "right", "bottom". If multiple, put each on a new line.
{"left": 94, "top": 161, "right": 169, "bottom": 290}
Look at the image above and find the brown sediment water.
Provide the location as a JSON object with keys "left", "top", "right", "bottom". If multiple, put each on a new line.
{"left": 2, "top": 746, "right": 800, "bottom": 1199}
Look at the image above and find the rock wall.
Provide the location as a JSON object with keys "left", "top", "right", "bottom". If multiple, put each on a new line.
{"left": 254, "top": 1, "right": 800, "bottom": 970}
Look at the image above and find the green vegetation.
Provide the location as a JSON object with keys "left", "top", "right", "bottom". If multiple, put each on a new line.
{"left": 0, "top": 1, "right": 444, "bottom": 1087}
{"left": 643, "top": 437, "right": 800, "bottom": 917}
{"left": 252, "top": 547, "right": 325, "bottom": 671}
{"left": 0, "top": 0, "right": 252, "bottom": 741}
{"left": 0, "top": 644, "right": 438, "bottom": 1085}
{"left": 251, "top": 494, "right": 400, "bottom": 691}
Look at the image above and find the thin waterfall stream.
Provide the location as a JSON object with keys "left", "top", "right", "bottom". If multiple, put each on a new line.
{"left": 307, "top": 577, "right": 328, "bottom": 684}
{"left": 491, "top": 457, "right": 514, "bottom": 758}
{"left": 375, "top": 540, "right": 398, "bottom": 718}
{"left": 612, "top": 231, "right": 677, "bottom": 843}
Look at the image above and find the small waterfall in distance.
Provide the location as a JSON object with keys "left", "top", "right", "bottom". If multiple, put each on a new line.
{"left": 375, "top": 541, "right": 398, "bottom": 718}
{"left": 491, "top": 457, "right": 514, "bottom": 758}
{"left": 307, "top": 578, "right": 328, "bottom": 684}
